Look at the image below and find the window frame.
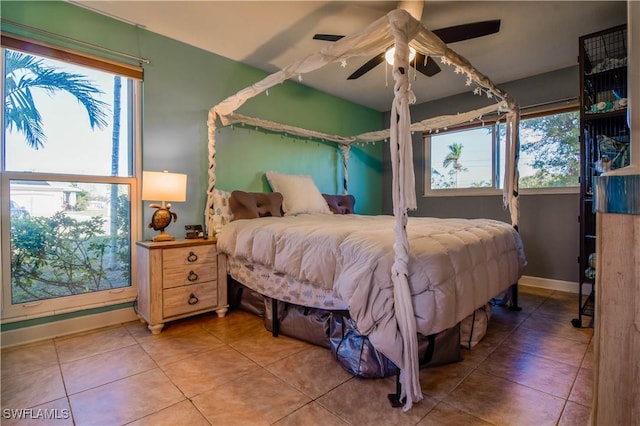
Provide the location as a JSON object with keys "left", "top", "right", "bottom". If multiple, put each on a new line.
{"left": 423, "top": 104, "right": 580, "bottom": 197}
{"left": 0, "top": 37, "right": 143, "bottom": 322}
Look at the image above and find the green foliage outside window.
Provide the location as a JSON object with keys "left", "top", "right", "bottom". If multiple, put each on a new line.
{"left": 518, "top": 111, "right": 580, "bottom": 188}
{"left": 10, "top": 194, "right": 130, "bottom": 304}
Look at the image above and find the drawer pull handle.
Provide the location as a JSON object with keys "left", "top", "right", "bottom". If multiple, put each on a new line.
{"left": 188, "top": 293, "right": 199, "bottom": 305}
{"left": 187, "top": 271, "right": 199, "bottom": 282}
{"left": 187, "top": 252, "right": 198, "bottom": 263}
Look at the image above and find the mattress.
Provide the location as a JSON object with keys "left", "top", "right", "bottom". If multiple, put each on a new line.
{"left": 217, "top": 214, "right": 526, "bottom": 368}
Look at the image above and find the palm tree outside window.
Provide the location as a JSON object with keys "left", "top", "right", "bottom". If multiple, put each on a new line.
{"left": 424, "top": 109, "right": 579, "bottom": 195}
{"left": 1, "top": 39, "right": 142, "bottom": 319}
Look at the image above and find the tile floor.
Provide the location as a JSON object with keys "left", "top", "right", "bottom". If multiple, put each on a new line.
{"left": 1, "top": 285, "right": 593, "bottom": 426}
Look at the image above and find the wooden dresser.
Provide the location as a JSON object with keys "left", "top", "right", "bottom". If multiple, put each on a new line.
{"left": 136, "top": 238, "right": 228, "bottom": 334}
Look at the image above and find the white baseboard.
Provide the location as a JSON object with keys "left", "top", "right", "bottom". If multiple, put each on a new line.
{"left": 1, "top": 307, "right": 139, "bottom": 349}
{"left": 519, "top": 275, "right": 589, "bottom": 294}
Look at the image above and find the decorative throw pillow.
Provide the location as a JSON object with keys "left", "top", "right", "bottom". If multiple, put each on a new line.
{"left": 322, "top": 194, "right": 356, "bottom": 214}
{"left": 265, "top": 171, "right": 331, "bottom": 216}
{"left": 229, "top": 190, "right": 283, "bottom": 220}
{"left": 212, "top": 188, "right": 234, "bottom": 234}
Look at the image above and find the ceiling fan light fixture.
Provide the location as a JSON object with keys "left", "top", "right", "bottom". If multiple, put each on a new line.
{"left": 385, "top": 46, "right": 416, "bottom": 65}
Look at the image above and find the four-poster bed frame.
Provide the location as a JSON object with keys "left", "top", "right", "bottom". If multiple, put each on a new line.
{"left": 205, "top": 9, "right": 521, "bottom": 411}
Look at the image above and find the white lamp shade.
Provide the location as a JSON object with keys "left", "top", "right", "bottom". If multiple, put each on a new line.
{"left": 142, "top": 170, "right": 187, "bottom": 202}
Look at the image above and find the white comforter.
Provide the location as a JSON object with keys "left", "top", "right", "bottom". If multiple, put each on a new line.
{"left": 217, "top": 214, "right": 526, "bottom": 367}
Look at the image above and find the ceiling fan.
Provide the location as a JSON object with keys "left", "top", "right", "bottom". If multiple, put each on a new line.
{"left": 313, "top": 19, "right": 501, "bottom": 80}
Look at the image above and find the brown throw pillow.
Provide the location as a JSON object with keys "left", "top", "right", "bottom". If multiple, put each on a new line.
{"left": 230, "top": 191, "right": 283, "bottom": 220}
{"left": 322, "top": 194, "right": 355, "bottom": 214}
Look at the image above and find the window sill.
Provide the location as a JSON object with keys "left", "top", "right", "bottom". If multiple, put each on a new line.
{"left": 423, "top": 186, "right": 579, "bottom": 197}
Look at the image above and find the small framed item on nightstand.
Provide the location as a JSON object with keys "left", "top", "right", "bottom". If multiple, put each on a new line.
{"left": 185, "top": 224, "right": 203, "bottom": 239}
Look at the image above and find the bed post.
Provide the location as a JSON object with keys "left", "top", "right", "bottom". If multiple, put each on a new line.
{"left": 271, "top": 298, "right": 280, "bottom": 337}
{"left": 507, "top": 223, "right": 522, "bottom": 311}
{"left": 508, "top": 283, "right": 522, "bottom": 311}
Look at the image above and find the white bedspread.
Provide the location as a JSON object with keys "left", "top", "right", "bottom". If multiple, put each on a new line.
{"left": 217, "top": 214, "right": 526, "bottom": 368}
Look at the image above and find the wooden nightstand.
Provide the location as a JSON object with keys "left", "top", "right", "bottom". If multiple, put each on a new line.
{"left": 136, "top": 238, "right": 228, "bottom": 334}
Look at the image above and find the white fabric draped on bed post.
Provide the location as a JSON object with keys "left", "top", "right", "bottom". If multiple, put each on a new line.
{"left": 206, "top": 109, "right": 219, "bottom": 235}
{"left": 203, "top": 8, "right": 522, "bottom": 412}
{"left": 504, "top": 110, "right": 521, "bottom": 228}
{"left": 387, "top": 12, "right": 422, "bottom": 411}
{"left": 340, "top": 144, "right": 350, "bottom": 195}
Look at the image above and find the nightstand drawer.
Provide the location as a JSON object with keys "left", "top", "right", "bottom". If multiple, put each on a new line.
{"left": 163, "top": 263, "right": 217, "bottom": 289}
{"left": 163, "top": 245, "right": 217, "bottom": 268}
{"left": 163, "top": 281, "right": 217, "bottom": 318}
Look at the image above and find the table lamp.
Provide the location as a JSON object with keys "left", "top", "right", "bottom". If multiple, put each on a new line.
{"left": 142, "top": 170, "right": 187, "bottom": 242}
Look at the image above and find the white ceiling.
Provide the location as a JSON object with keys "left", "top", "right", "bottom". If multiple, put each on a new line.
{"left": 73, "top": 1, "right": 627, "bottom": 111}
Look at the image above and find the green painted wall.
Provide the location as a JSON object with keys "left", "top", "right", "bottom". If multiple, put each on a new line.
{"left": 1, "top": 1, "right": 383, "bottom": 331}
{"left": 1, "top": 0, "right": 383, "bottom": 226}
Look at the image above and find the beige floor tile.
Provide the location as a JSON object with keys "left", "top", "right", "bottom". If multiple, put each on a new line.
{"left": 0, "top": 397, "right": 73, "bottom": 426}
{"left": 478, "top": 345, "right": 579, "bottom": 398}
{"left": 229, "top": 328, "right": 310, "bottom": 366}
{"left": 1, "top": 365, "right": 66, "bottom": 411}
{"left": 61, "top": 345, "right": 157, "bottom": 395}
{"left": 191, "top": 368, "right": 310, "bottom": 426}
{"left": 418, "top": 360, "right": 475, "bottom": 400}
{"left": 126, "top": 313, "right": 213, "bottom": 341}
{"left": 568, "top": 367, "right": 593, "bottom": 407}
{"left": 0, "top": 286, "right": 593, "bottom": 426}
{"left": 520, "top": 310, "right": 593, "bottom": 344}
{"left": 127, "top": 400, "right": 211, "bottom": 426}
{"left": 444, "top": 371, "right": 565, "bottom": 425}
{"left": 558, "top": 400, "right": 591, "bottom": 426}
{"left": 505, "top": 327, "right": 588, "bottom": 367}
{"left": 444, "top": 372, "right": 565, "bottom": 426}
{"left": 199, "top": 309, "right": 266, "bottom": 343}
{"left": 1, "top": 340, "right": 59, "bottom": 378}
{"left": 416, "top": 401, "right": 494, "bottom": 425}
{"left": 266, "top": 345, "right": 352, "bottom": 399}
{"left": 581, "top": 340, "right": 594, "bottom": 370}
{"left": 161, "top": 345, "right": 260, "bottom": 398}
{"left": 317, "top": 376, "right": 437, "bottom": 426}
{"left": 273, "top": 401, "right": 350, "bottom": 426}
{"left": 124, "top": 319, "right": 157, "bottom": 341}
{"left": 457, "top": 332, "right": 503, "bottom": 368}
{"left": 55, "top": 326, "right": 136, "bottom": 363}
{"left": 68, "top": 369, "right": 184, "bottom": 426}
{"left": 138, "top": 327, "right": 224, "bottom": 366}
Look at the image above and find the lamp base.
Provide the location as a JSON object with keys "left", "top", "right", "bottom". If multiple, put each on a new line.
{"left": 152, "top": 231, "right": 175, "bottom": 242}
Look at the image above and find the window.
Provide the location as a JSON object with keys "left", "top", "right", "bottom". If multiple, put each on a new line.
{"left": 518, "top": 111, "right": 580, "bottom": 188}
{"left": 424, "top": 107, "right": 579, "bottom": 195}
{"left": 1, "top": 37, "right": 142, "bottom": 320}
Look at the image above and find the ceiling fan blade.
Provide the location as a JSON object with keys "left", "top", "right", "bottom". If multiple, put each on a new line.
{"left": 415, "top": 53, "right": 441, "bottom": 77}
{"left": 432, "top": 20, "right": 501, "bottom": 44}
{"left": 347, "top": 52, "right": 385, "bottom": 80}
{"left": 313, "top": 34, "right": 345, "bottom": 42}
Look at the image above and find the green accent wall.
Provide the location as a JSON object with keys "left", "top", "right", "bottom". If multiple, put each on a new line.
{"left": 1, "top": 0, "right": 383, "bottom": 331}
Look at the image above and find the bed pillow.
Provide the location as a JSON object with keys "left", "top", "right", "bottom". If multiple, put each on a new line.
{"left": 322, "top": 194, "right": 356, "bottom": 214}
{"left": 265, "top": 171, "right": 331, "bottom": 216}
{"left": 212, "top": 188, "right": 234, "bottom": 234}
{"left": 229, "top": 190, "right": 283, "bottom": 220}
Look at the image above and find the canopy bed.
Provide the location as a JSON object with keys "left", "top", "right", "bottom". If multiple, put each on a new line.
{"left": 204, "top": 8, "right": 523, "bottom": 411}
